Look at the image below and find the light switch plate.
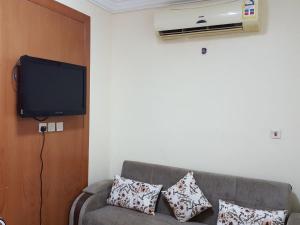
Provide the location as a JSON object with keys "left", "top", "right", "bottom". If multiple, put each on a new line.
{"left": 39, "top": 123, "right": 47, "bottom": 133}
{"left": 56, "top": 122, "right": 64, "bottom": 132}
{"left": 47, "top": 122, "right": 56, "bottom": 132}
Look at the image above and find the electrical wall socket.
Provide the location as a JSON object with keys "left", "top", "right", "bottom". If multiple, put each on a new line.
{"left": 47, "top": 123, "right": 56, "bottom": 132}
{"left": 56, "top": 122, "right": 64, "bottom": 132}
{"left": 38, "top": 122, "right": 65, "bottom": 133}
{"left": 39, "top": 123, "right": 47, "bottom": 133}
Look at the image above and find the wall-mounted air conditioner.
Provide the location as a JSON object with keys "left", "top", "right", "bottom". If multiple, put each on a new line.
{"left": 154, "top": 0, "right": 261, "bottom": 38}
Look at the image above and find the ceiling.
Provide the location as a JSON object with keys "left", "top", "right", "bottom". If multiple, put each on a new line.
{"left": 89, "top": 0, "right": 205, "bottom": 13}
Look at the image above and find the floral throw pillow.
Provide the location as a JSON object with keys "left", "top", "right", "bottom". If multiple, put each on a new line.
{"left": 162, "top": 172, "right": 212, "bottom": 222}
{"left": 107, "top": 175, "right": 163, "bottom": 215}
{"left": 217, "top": 200, "right": 288, "bottom": 225}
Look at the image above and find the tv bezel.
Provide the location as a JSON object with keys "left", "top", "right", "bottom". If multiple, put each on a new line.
{"left": 17, "top": 55, "right": 87, "bottom": 118}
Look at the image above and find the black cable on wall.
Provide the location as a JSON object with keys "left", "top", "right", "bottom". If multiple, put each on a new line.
{"left": 39, "top": 128, "right": 46, "bottom": 225}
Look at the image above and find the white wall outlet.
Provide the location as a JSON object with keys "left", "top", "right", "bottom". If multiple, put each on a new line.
{"left": 56, "top": 122, "right": 64, "bottom": 132}
{"left": 39, "top": 123, "right": 47, "bottom": 133}
{"left": 47, "top": 122, "right": 56, "bottom": 132}
{"left": 271, "top": 130, "right": 282, "bottom": 139}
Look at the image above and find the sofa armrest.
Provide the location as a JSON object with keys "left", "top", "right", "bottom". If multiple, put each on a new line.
{"left": 83, "top": 180, "right": 113, "bottom": 195}
{"left": 69, "top": 180, "right": 113, "bottom": 225}
{"left": 287, "top": 213, "right": 300, "bottom": 225}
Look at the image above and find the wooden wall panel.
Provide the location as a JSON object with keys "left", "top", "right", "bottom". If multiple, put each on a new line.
{"left": 0, "top": 0, "right": 90, "bottom": 224}
{"left": 0, "top": 0, "right": 7, "bottom": 219}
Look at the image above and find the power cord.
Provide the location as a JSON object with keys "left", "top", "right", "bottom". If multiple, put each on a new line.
{"left": 34, "top": 117, "right": 49, "bottom": 122}
{"left": 39, "top": 127, "right": 47, "bottom": 225}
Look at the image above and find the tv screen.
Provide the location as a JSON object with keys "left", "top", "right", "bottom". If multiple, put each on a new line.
{"left": 18, "top": 55, "right": 86, "bottom": 117}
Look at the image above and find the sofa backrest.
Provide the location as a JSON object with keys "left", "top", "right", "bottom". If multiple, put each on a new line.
{"left": 121, "top": 161, "right": 292, "bottom": 225}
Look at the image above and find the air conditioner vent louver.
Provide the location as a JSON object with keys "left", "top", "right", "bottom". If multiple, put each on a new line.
{"left": 159, "top": 23, "right": 243, "bottom": 37}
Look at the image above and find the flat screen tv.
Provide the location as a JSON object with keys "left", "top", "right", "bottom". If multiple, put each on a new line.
{"left": 17, "top": 55, "right": 86, "bottom": 117}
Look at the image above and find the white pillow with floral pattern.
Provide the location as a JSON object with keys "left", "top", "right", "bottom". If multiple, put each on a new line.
{"left": 107, "top": 175, "right": 163, "bottom": 215}
{"left": 162, "top": 172, "right": 212, "bottom": 222}
{"left": 217, "top": 200, "right": 288, "bottom": 225}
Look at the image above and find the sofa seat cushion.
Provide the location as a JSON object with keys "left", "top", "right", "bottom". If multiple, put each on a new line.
{"left": 83, "top": 206, "right": 208, "bottom": 225}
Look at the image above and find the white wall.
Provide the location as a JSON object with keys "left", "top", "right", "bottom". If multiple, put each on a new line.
{"left": 57, "top": 0, "right": 300, "bottom": 211}
{"left": 56, "top": 0, "right": 112, "bottom": 183}
{"left": 110, "top": 0, "right": 300, "bottom": 210}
